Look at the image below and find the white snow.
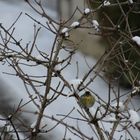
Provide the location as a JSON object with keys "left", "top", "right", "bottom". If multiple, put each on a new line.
{"left": 84, "top": 8, "right": 91, "bottom": 14}
{"left": 36, "top": 55, "right": 46, "bottom": 61}
{"left": 129, "top": 110, "right": 140, "bottom": 125}
{"left": 128, "top": 0, "right": 133, "bottom": 4}
{"left": 54, "top": 64, "right": 62, "bottom": 71}
{"left": 132, "top": 36, "right": 140, "bottom": 46}
{"left": 64, "top": 31, "right": 69, "bottom": 37}
{"left": 111, "top": 101, "right": 125, "bottom": 112}
{"left": 61, "top": 27, "right": 69, "bottom": 37}
{"left": 92, "top": 20, "right": 99, "bottom": 31}
{"left": 70, "top": 79, "right": 83, "bottom": 91}
{"left": 70, "top": 21, "right": 80, "bottom": 28}
{"left": 107, "top": 116, "right": 116, "bottom": 122}
{"left": 89, "top": 108, "right": 102, "bottom": 119}
{"left": 124, "top": 59, "right": 129, "bottom": 63}
{"left": 61, "top": 27, "right": 69, "bottom": 33}
{"left": 132, "top": 86, "right": 140, "bottom": 94}
{"left": 103, "top": 0, "right": 111, "bottom": 6}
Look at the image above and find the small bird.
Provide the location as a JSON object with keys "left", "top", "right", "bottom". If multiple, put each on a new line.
{"left": 79, "top": 91, "right": 95, "bottom": 108}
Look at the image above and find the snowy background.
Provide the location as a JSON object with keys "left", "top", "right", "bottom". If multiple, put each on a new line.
{"left": 0, "top": 1, "right": 140, "bottom": 140}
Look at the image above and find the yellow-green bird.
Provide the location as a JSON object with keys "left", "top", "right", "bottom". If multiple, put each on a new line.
{"left": 79, "top": 91, "right": 95, "bottom": 108}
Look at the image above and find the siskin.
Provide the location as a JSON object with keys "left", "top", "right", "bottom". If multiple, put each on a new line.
{"left": 79, "top": 91, "right": 95, "bottom": 108}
